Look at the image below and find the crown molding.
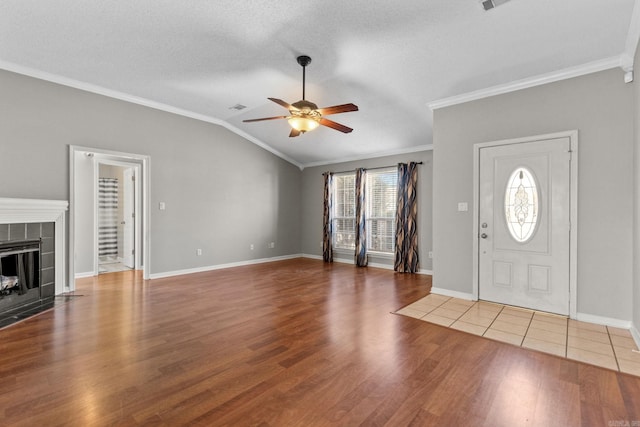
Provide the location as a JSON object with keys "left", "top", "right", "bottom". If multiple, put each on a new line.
{"left": 0, "top": 60, "right": 303, "bottom": 169}
{"left": 301, "top": 144, "right": 433, "bottom": 170}
{"left": 623, "top": 0, "right": 640, "bottom": 70}
{"left": 427, "top": 56, "right": 622, "bottom": 110}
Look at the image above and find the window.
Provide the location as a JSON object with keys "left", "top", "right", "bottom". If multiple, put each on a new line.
{"left": 504, "top": 167, "right": 539, "bottom": 243}
{"left": 366, "top": 168, "right": 397, "bottom": 253}
{"left": 332, "top": 173, "right": 356, "bottom": 250}
{"left": 331, "top": 168, "right": 398, "bottom": 254}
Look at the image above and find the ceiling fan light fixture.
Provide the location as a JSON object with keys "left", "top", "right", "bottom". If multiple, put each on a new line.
{"left": 288, "top": 116, "right": 320, "bottom": 133}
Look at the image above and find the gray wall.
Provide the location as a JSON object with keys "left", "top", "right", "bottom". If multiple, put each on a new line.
{"left": 301, "top": 151, "right": 433, "bottom": 271}
{"left": 433, "top": 68, "right": 635, "bottom": 321}
{"left": 0, "top": 69, "right": 302, "bottom": 278}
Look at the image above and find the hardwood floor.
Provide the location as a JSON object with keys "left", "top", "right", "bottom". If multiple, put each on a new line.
{"left": 0, "top": 258, "right": 639, "bottom": 426}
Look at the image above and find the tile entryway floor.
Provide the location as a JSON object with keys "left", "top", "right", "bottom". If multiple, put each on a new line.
{"left": 395, "top": 294, "right": 640, "bottom": 377}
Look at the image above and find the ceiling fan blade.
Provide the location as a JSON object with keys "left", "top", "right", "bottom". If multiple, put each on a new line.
{"left": 317, "top": 103, "right": 359, "bottom": 116}
{"left": 319, "top": 118, "right": 353, "bottom": 133}
{"left": 289, "top": 128, "right": 301, "bottom": 138}
{"left": 268, "top": 98, "right": 298, "bottom": 111}
{"left": 243, "top": 116, "right": 288, "bottom": 123}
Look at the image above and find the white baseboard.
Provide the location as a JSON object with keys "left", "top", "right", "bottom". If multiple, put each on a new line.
{"left": 148, "top": 254, "right": 303, "bottom": 279}
{"left": 430, "top": 287, "right": 475, "bottom": 301}
{"left": 575, "top": 312, "right": 633, "bottom": 330}
{"left": 75, "top": 271, "right": 95, "bottom": 279}
{"left": 631, "top": 323, "right": 640, "bottom": 350}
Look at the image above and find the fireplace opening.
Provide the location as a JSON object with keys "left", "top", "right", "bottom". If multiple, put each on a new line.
{"left": 0, "top": 239, "right": 41, "bottom": 313}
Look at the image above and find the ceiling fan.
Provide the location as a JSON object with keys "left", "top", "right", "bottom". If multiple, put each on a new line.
{"left": 243, "top": 55, "right": 359, "bottom": 137}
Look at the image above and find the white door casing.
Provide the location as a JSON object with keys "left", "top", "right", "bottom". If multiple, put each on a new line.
{"left": 473, "top": 131, "right": 578, "bottom": 317}
{"left": 122, "top": 167, "right": 135, "bottom": 268}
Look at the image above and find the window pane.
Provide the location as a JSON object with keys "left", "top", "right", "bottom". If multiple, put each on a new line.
{"left": 366, "top": 168, "right": 397, "bottom": 253}
{"left": 333, "top": 218, "right": 355, "bottom": 249}
{"left": 332, "top": 173, "right": 356, "bottom": 250}
{"left": 504, "top": 167, "right": 539, "bottom": 243}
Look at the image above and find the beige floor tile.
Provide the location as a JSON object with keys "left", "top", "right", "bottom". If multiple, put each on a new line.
{"left": 618, "top": 358, "right": 640, "bottom": 376}
{"left": 444, "top": 297, "right": 475, "bottom": 308}
{"left": 567, "top": 327, "right": 610, "bottom": 344}
{"left": 489, "top": 319, "right": 529, "bottom": 336}
{"left": 607, "top": 326, "right": 633, "bottom": 338}
{"left": 450, "top": 320, "right": 487, "bottom": 336}
{"left": 568, "top": 319, "right": 607, "bottom": 333}
{"left": 476, "top": 301, "right": 504, "bottom": 311}
{"left": 440, "top": 302, "right": 473, "bottom": 314}
{"left": 407, "top": 302, "right": 440, "bottom": 313}
{"left": 522, "top": 336, "right": 566, "bottom": 357}
{"left": 438, "top": 304, "right": 472, "bottom": 316}
{"left": 567, "top": 347, "right": 618, "bottom": 371}
{"left": 465, "top": 306, "right": 502, "bottom": 320}
{"left": 423, "top": 313, "right": 455, "bottom": 327}
{"left": 501, "top": 306, "right": 534, "bottom": 319}
{"left": 483, "top": 328, "right": 524, "bottom": 346}
{"left": 458, "top": 312, "right": 496, "bottom": 327}
{"left": 532, "top": 312, "right": 568, "bottom": 326}
{"left": 495, "top": 312, "right": 532, "bottom": 327}
{"left": 529, "top": 319, "right": 567, "bottom": 335}
{"left": 568, "top": 336, "right": 615, "bottom": 357}
{"left": 613, "top": 347, "right": 640, "bottom": 363}
{"left": 430, "top": 307, "right": 465, "bottom": 320}
{"left": 395, "top": 307, "right": 428, "bottom": 319}
{"left": 609, "top": 334, "right": 638, "bottom": 350}
{"left": 423, "top": 294, "right": 451, "bottom": 304}
{"left": 525, "top": 327, "right": 567, "bottom": 346}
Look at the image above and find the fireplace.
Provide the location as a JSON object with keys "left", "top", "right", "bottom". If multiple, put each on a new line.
{"left": 0, "top": 239, "right": 41, "bottom": 313}
{"left": 0, "top": 198, "right": 68, "bottom": 318}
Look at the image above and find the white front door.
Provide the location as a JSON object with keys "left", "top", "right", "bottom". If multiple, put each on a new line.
{"left": 478, "top": 136, "right": 572, "bottom": 315}
{"left": 122, "top": 167, "right": 135, "bottom": 269}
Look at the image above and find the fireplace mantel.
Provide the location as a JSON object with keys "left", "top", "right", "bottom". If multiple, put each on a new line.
{"left": 0, "top": 198, "right": 68, "bottom": 294}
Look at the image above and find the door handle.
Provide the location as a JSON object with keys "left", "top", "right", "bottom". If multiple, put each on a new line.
{"left": 480, "top": 233, "right": 488, "bottom": 239}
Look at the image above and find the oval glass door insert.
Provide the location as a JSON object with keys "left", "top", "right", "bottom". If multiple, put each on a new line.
{"left": 504, "top": 167, "right": 539, "bottom": 242}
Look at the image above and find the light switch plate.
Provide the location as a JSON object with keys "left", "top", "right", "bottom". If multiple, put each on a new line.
{"left": 457, "top": 202, "right": 468, "bottom": 212}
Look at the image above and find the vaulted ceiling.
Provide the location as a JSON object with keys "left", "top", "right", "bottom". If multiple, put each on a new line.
{"left": 1, "top": 0, "right": 637, "bottom": 168}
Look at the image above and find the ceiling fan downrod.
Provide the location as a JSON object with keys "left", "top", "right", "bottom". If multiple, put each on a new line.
{"left": 297, "top": 55, "right": 311, "bottom": 101}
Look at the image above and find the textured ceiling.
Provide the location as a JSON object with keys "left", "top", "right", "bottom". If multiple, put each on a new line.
{"left": 0, "top": 0, "right": 636, "bottom": 168}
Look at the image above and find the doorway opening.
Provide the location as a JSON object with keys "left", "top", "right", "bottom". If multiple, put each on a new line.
{"left": 69, "top": 146, "right": 150, "bottom": 290}
{"left": 97, "top": 162, "right": 138, "bottom": 274}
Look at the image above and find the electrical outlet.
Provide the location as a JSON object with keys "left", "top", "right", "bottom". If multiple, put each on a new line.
{"left": 428, "top": 251, "right": 433, "bottom": 259}
{"left": 196, "top": 249, "right": 202, "bottom": 256}
{"left": 250, "top": 244, "right": 254, "bottom": 250}
{"left": 268, "top": 242, "right": 275, "bottom": 249}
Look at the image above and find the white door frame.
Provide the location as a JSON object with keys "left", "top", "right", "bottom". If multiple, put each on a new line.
{"left": 69, "top": 145, "right": 151, "bottom": 290}
{"left": 472, "top": 130, "right": 578, "bottom": 319}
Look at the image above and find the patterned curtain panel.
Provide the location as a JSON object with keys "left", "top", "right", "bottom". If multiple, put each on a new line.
{"left": 322, "top": 172, "right": 334, "bottom": 263}
{"left": 394, "top": 162, "right": 419, "bottom": 273}
{"left": 354, "top": 168, "right": 368, "bottom": 267}
{"left": 98, "top": 178, "right": 119, "bottom": 258}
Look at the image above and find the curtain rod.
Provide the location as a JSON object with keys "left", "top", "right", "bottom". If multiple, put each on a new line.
{"left": 324, "top": 161, "right": 423, "bottom": 176}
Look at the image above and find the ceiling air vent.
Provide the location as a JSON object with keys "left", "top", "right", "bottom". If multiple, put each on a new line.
{"left": 228, "top": 104, "right": 247, "bottom": 111}
{"left": 480, "top": 0, "right": 510, "bottom": 11}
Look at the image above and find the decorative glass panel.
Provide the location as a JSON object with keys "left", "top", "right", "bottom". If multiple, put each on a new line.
{"left": 504, "top": 167, "right": 539, "bottom": 243}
